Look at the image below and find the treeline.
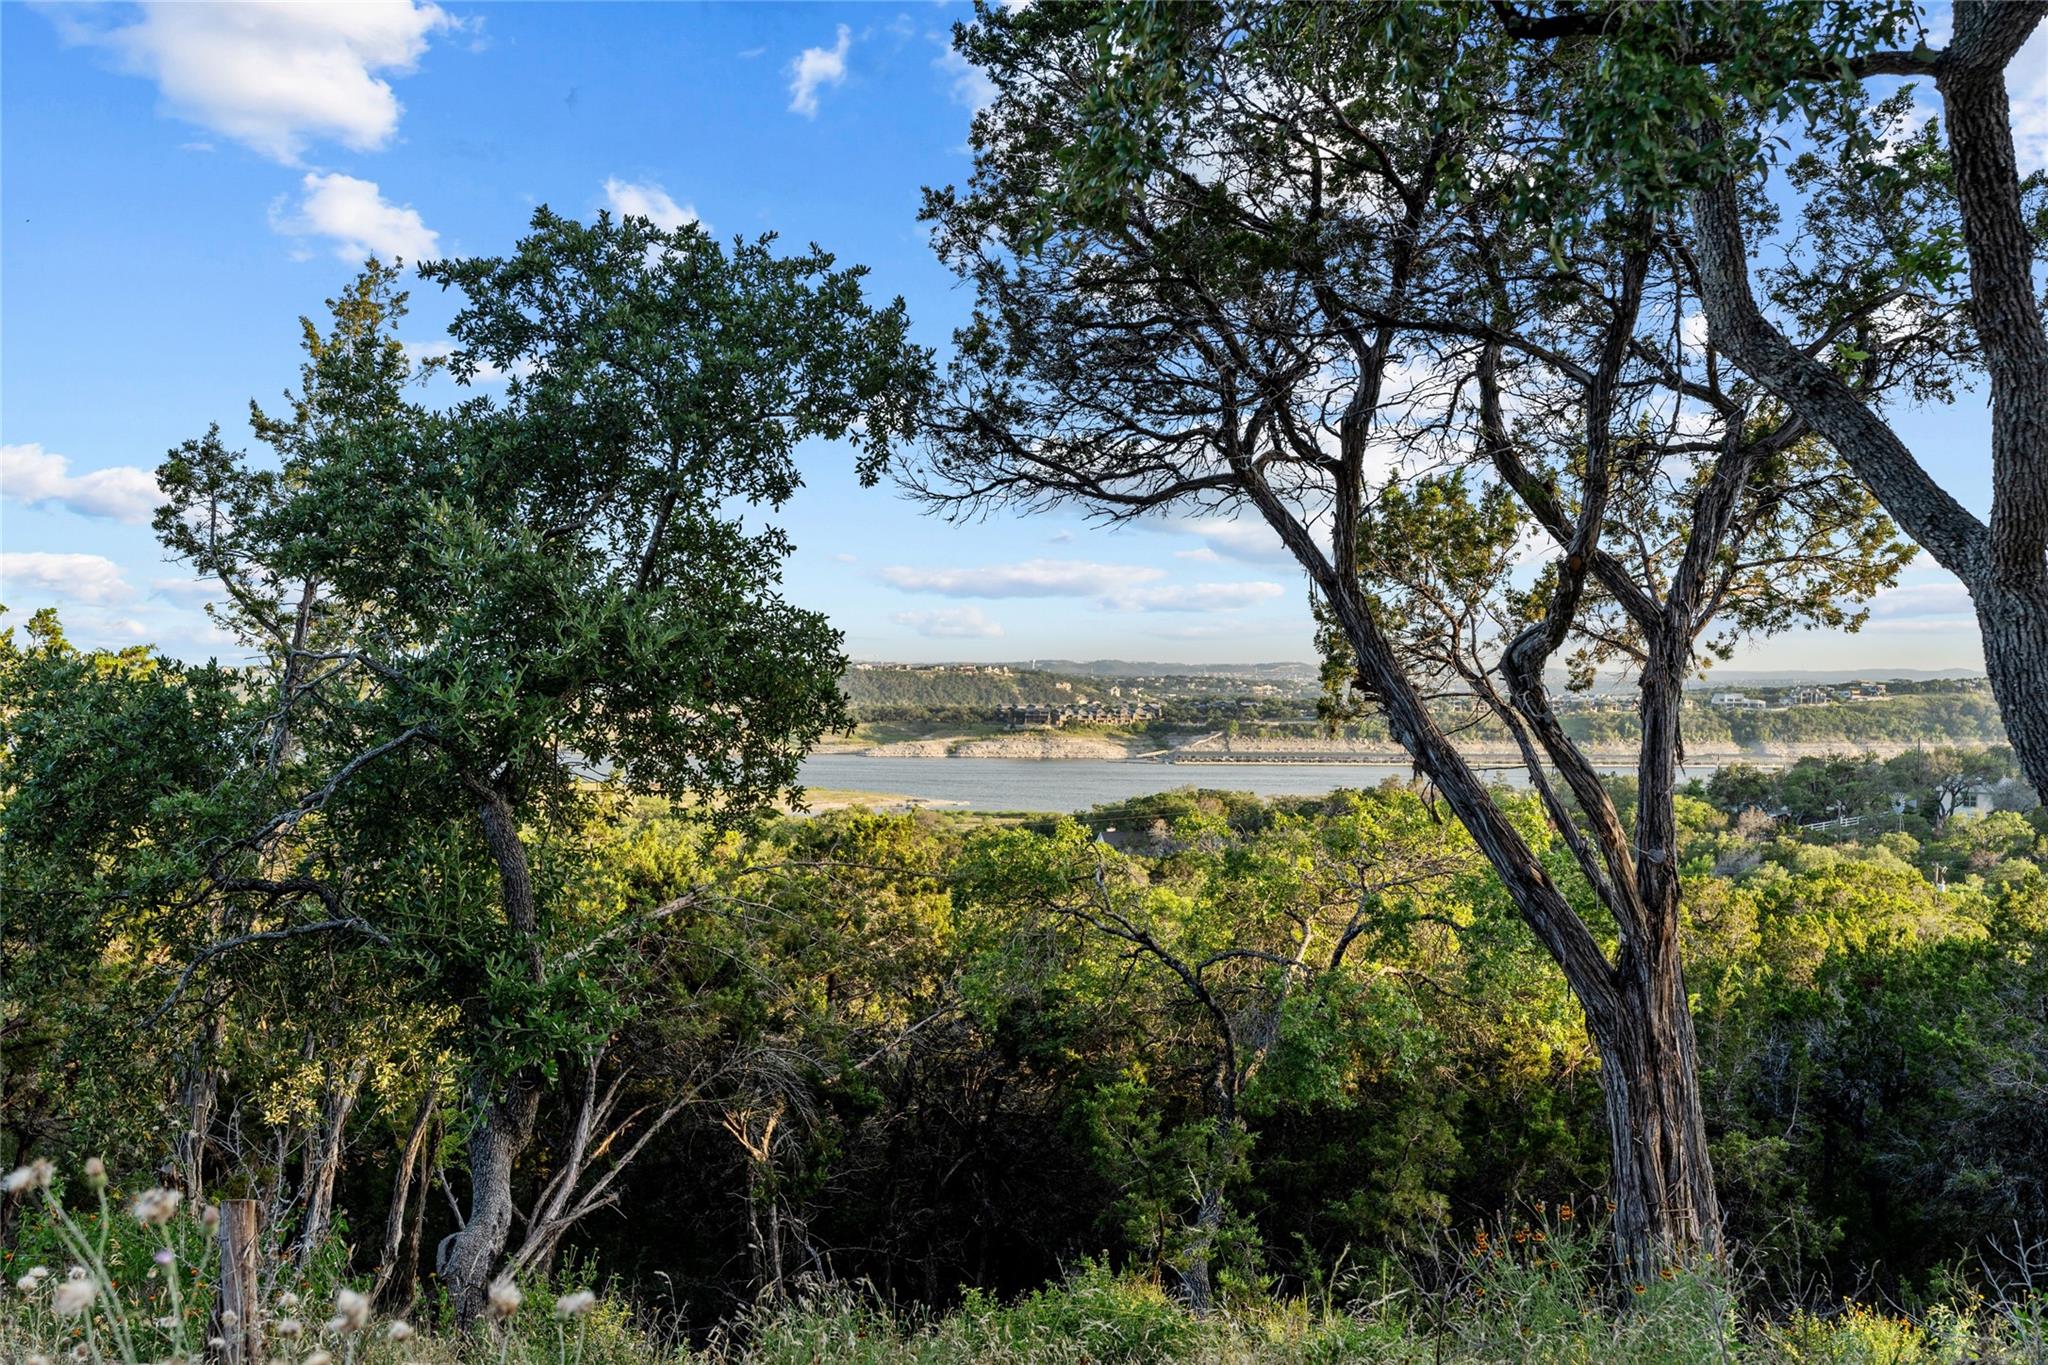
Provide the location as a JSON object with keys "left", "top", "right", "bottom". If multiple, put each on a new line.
{"left": 8, "top": 767, "right": 2046, "bottom": 1328}
{"left": 842, "top": 666, "right": 1098, "bottom": 713}
{"left": 1572, "top": 694, "right": 2010, "bottom": 747}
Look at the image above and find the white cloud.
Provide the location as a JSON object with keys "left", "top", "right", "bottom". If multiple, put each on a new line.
{"left": 602, "top": 176, "right": 699, "bottom": 232}
{"left": 878, "top": 557, "right": 1284, "bottom": 614}
{"left": 2010, "top": 25, "right": 2048, "bottom": 171}
{"left": 402, "top": 339, "right": 533, "bottom": 384}
{"left": 1, "top": 552, "right": 133, "bottom": 605}
{"left": 1867, "top": 579, "right": 1975, "bottom": 622}
{"left": 1162, "top": 516, "right": 1295, "bottom": 565}
{"left": 272, "top": 172, "right": 439, "bottom": 263}
{"left": 935, "top": 43, "right": 995, "bottom": 111}
{"left": 1115, "top": 581, "right": 1285, "bottom": 612}
{"left": 788, "top": 24, "right": 851, "bottom": 118}
{"left": 878, "top": 558, "right": 1163, "bottom": 598}
{"left": 151, "top": 576, "right": 228, "bottom": 604}
{"left": 2, "top": 443, "right": 161, "bottom": 524}
{"left": 1174, "top": 547, "right": 1222, "bottom": 563}
{"left": 59, "top": 1, "right": 460, "bottom": 164}
{"left": 894, "top": 607, "right": 1004, "bottom": 638}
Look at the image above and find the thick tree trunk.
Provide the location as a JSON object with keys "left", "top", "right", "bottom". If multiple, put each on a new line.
{"left": 1978, "top": 576, "right": 2048, "bottom": 794}
{"left": 1594, "top": 944, "right": 1722, "bottom": 1280}
{"left": 440, "top": 1078, "right": 541, "bottom": 1327}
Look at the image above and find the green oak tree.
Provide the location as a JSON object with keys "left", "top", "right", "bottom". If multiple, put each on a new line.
{"left": 148, "top": 209, "right": 930, "bottom": 1320}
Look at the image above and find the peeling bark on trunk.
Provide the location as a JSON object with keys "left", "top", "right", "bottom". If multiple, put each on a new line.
{"left": 1595, "top": 943, "right": 1723, "bottom": 1278}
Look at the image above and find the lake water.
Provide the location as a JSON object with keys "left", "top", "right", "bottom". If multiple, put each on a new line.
{"left": 798, "top": 754, "right": 1661, "bottom": 813}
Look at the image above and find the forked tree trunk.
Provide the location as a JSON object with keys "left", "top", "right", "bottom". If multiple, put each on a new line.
{"left": 1312, "top": 590, "right": 1723, "bottom": 1275}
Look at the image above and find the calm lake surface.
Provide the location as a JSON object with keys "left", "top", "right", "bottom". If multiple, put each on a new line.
{"left": 798, "top": 754, "right": 1664, "bottom": 813}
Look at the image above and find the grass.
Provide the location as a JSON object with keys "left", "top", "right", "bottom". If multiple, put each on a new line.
{"left": 6, "top": 1162, "right": 2045, "bottom": 1363}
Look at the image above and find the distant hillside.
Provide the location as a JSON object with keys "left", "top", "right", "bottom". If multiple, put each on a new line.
{"left": 842, "top": 666, "right": 1103, "bottom": 712}
{"left": 1009, "top": 659, "right": 1320, "bottom": 681}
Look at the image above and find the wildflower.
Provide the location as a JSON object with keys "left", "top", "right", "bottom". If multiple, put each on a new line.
{"left": 130, "top": 1188, "right": 183, "bottom": 1225}
{"left": 1632, "top": 1282, "right": 1647, "bottom": 1295}
{"left": 303, "top": 1352, "right": 333, "bottom": 1365}
{"left": 486, "top": 1278, "right": 522, "bottom": 1319}
{"left": 555, "top": 1289, "right": 597, "bottom": 1318}
{"left": 202, "top": 1205, "right": 220, "bottom": 1231}
{"left": 1532, "top": 1231, "right": 1546, "bottom": 1244}
{"left": 332, "top": 1287, "right": 369, "bottom": 1332}
{"left": 1605, "top": 1198, "right": 1617, "bottom": 1214}
{"left": 1558, "top": 1203, "right": 1574, "bottom": 1221}
{"left": 154, "top": 1248, "right": 176, "bottom": 1267}
{"left": 52, "top": 1277, "right": 98, "bottom": 1316}
{"left": 66, "top": 1265, "right": 88, "bottom": 1281}
{"left": 277, "top": 1291, "right": 300, "bottom": 1311}
{"left": 16, "top": 1273, "right": 39, "bottom": 1293}
{"left": 1659, "top": 1266, "right": 1676, "bottom": 1282}
{"left": 386, "top": 1320, "right": 415, "bottom": 1342}
{"left": 3, "top": 1160, "right": 54, "bottom": 1194}
{"left": 82, "top": 1158, "right": 106, "bottom": 1191}
{"left": 274, "top": 1318, "right": 303, "bottom": 1339}
{"left": 25, "top": 1354, "right": 53, "bottom": 1365}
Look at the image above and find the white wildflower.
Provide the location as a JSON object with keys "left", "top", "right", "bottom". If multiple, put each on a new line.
{"left": 274, "top": 1317, "right": 302, "bottom": 1339}
{"left": 129, "top": 1187, "right": 183, "bottom": 1225}
{"left": 555, "top": 1289, "right": 597, "bottom": 1318}
{"left": 332, "top": 1286, "right": 370, "bottom": 1331}
{"left": 386, "top": 1319, "right": 415, "bottom": 1341}
{"left": 3, "top": 1159, "right": 54, "bottom": 1193}
{"left": 52, "top": 1276, "right": 98, "bottom": 1315}
{"left": 486, "top": 1277, "right": 522, "bottom": 1319}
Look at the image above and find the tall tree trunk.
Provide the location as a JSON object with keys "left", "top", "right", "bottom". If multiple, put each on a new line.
{"left": 1595, "top": 940, "right": 1722, "bottom": 1280}
{"left": 1690, "top": 3, "right": 2048, "bottom": 792}
{"left": 1978, "top": 577, "right": 2048, "bottom": 791}
{"left": 440, "top": 1078, "right": 541, "bottom": 1327}
{"left": 174, "top": 1016, "right": 223, "bottom": 1202}
{"left": 1181, "top": 1110, "right": 1233, "bottom": 1318}
{"left": 1315, "top": 590, "right": 1722, "bottom": 1272}
{"left": 442, "top": 779, "right": 550, "bottom": 1326}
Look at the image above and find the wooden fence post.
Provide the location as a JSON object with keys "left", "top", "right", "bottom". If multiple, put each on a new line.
{"left": 210, "top": 1199, "right": 263, "bottom": 1364}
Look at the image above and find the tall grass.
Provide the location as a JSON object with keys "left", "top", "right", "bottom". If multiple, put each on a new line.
{"left": 6, "top": 1160, "right": 2045, "bottom": 1363}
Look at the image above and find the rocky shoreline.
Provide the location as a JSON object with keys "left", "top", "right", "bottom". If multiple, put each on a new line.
{"left": 817, "top": 733, "right": 1990, "bottom": 766}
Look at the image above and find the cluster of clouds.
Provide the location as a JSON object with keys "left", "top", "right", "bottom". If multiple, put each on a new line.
{"left": 872, "top": 538, "right": 1295, "bottom": 640}
{"left": 43, "top": 3, "right": 966, "bottom": 271}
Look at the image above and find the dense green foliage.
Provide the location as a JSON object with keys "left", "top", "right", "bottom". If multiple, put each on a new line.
{"left": 7, "top": 701, "right": 2046, "bottom": 1335}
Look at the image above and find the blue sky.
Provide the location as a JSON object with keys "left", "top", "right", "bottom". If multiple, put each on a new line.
{"left": 0, "top": 2, "right": 2028, "bottom": 671}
